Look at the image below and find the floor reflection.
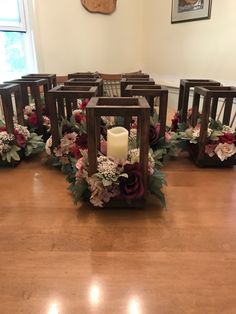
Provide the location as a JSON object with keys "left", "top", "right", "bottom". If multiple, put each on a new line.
{"left": 89, "top": 283, "right": 101, "bottom": 305}
{"left": 128, "top": 297, "right": 142, "bottom": 314}
{"left": 48, "top": 302, "right": 60, "bottom": 314}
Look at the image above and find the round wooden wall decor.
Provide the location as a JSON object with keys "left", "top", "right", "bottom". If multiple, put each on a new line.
{"left": 81, "top": 0, "right": 117, "bottom": 14}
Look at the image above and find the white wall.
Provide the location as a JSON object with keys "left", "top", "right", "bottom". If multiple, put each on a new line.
{"left": 143, "top": 0, "right": 236, "bottom": 87}
{"left": 31, "top": 0, "right": 143, "bottom": 75}
{"left": 31, "top": 0, "right": 236, "bottom": 114}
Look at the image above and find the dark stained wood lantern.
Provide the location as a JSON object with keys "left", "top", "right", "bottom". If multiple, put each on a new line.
{"left": 0, "top": 84, "right": 24, "bottom": 134}
{"left": 22, "top": 74, "right": 57, "bottom": 90}
{"left": 4, "top": 78, "right": 49, "bottom": 134}
{"left": 64, "top": 78, "right": 103, "bottom": 96}
{"left": 120, "top": 78, "right": 155, "bottom": 97}
{"left": 190, "top": 86, "right": 236, "bottom": 167}
{"left": 47, "top": 85, "right": 98, "bottom": 147}
{"left": 178, "top": 79, "right": 221, "bottom": 123}
{"left": 86, "top": 97, "right": 150, "bottom": 207}
{"left": 125, "top": 84, "right": 168, "bottom": 131}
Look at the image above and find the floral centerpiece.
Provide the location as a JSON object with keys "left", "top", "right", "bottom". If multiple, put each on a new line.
{"left": 68, "top": 111, "right": 169, "bottom": 208}
{"left": 71, "top": 147, "right": 166, "bottom": 207}
{"left": 46, "top": 101, "right": 177, "bottom": 208}
{"left": 179, "top": 119, "right": 236, "bottom": 165}
{"left": 24, "top": 103, "right": 51, "bottom": 141}
{"left": 170, "top": 108, "right": 196, "bottom": 132}
{"left": 45, "top": 98, "right": 92, "bottom": 174}
{"left": 0, "top": 120, "right": 45, "bottom": 165}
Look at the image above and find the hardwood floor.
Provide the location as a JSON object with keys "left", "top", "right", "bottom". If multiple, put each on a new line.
{"left": 0, "top": 155, "right": 236, "bottom": 314}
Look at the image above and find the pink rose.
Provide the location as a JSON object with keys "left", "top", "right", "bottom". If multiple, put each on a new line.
{"left": 14, "top": 130, "right": 26, "bottom": 147}
{"left": 165, "top": 132, "right": 172, "bottom": 142}
{"left": 100, "top": 140, "right": 107, "bottom": 155}
{"left": 205, "top": 143, "right": 218, "bottom": 157}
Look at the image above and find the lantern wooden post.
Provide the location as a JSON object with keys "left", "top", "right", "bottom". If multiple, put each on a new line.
{"left": 47, "top": 85, "right": 98, "bottom": 148}
{"left": 0, "top": 84, "right": 24, "bottom": 131}
{"left": 4, "top": 78, "right": 49, "bottom": 133}
{"left": 177, "top": 79, "right": 221, "bottom": 123}
{"left": 0, "top": 84, "right": 25, "bottom": 165}
{"left": 125, "top": 84, "right": 168, "bottom": 137}
{"left": 22, "top": 74, "right": 57, "bottom": 89}
{"left": 120, "top": 78, "right": 155, "bottom": 97}
{"left": 86, "top": 97, "right": 150, "bottom": 206}
{"left": 190, "top": 86, "right": 236, "bottom": 167}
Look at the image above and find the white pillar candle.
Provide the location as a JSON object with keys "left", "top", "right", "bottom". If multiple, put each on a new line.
{"left": 107, "top": 127, "right": 128, "bottom": 161}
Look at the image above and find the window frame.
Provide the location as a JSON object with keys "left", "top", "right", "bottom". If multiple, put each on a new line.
{"left": 0, "top": 0, "right": 38, "bottom": 83}
{"left": 0, "top": 0, "right": 27, "bottom": 32}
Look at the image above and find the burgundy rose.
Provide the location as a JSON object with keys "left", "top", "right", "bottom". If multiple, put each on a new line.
{"left": 80, "top": 98, "right": 90, "bottom": 110}
{"left": 28, "top": 112, "right": 38, "bottom": 127}
{"left": 69, "top": 144, "right": 81, "bottom": 158}
{"left": 149, "top": 125, "right": 159, "bottom": 150}
{"left": 0, "top": 126, "right": 7, "bottom": 132}
{"left": 119, "top": 163, "right": 144, "bottom": 200}
{"left": 170, "top": 112, "right": 181, "bottom": 132}
{"left": 14, "top": 130, "right": 26, "bottom": 147}
{"left": 219, "top": 133, "right": 236, "bottom": 145}
{"left": 74, "top": 112, "right": 83, "bottom": 124}
{"left": 76, "top": 133, "right": 87, "bottom": 149}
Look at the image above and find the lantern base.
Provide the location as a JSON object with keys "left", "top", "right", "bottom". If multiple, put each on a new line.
{"left": 189, "top": 144, "right": 236, "bottom": 168}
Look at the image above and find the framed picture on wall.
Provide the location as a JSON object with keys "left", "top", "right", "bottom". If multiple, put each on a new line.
{"left": 171, "top": 0, "right": 212, "bottom": 23}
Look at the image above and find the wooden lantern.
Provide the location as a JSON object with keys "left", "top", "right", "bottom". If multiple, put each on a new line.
{"left": 190, "top": 86, "right": 236, "bottom": 167}
{"left": 0, "top": 84, "right": 25, "bottom": 166}
{"left": 122, "top": 73, "right": 150, "bottom": 79}
{"left": 0, "top": 84, "right": 24, "bottom": 134}
{"left": 125, "top": 84, "right": 168, "bottom": 128}
{"left": 120, "top": 78, "right": 155, "bottom": 97}
{"left": 47, "top": 85, "right": 98, "bottom": 147}
{"left": 4, "top": 78, "right": 49, "bottom": 134}
{"left": 86, "top": 97, "right": 150, "bottom": 207}
{"left": 68, "top": 72, "right": 100, "bottom": 79}
{"left": 178, "top": 79, "right": 221, "bottom": 123}
{"left": 22, "top": 74, "right": 57, "bottom": 89}
{"left": 64, "top": 78, "right": 103, "bottom": 96}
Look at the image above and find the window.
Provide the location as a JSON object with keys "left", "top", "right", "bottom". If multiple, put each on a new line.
{"left": 0, "top": 0, "right": 37, "bottom": 83}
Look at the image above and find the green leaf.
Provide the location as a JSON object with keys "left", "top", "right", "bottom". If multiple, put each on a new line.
{"left": 148, "top": 169, "right": 166, "bottom": 207}
{"left": 25, "top": 132, "right": 45, "bottom": 156}
{"left": 0, "top": 120, "right": 5, "bottom": 127}
{"left": 150, "top": 189, "right": 166, "bottom": 208}
{"left": 210, "top": 130, "right": 223, "bottom": 141}
{"left": 6, "top": 152, "right": 12, "bottom": 163}
{"left": 11, "top": 150, "right": 20, "bottom": 161}
{"left": 69, "top": 179, "right": 89, "bottom": 203}
{"left": 209, "top": 119, "right": 223, "bottom": 130}
{"left": 177, "top": 122, "right": 188, "bottom": 132}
